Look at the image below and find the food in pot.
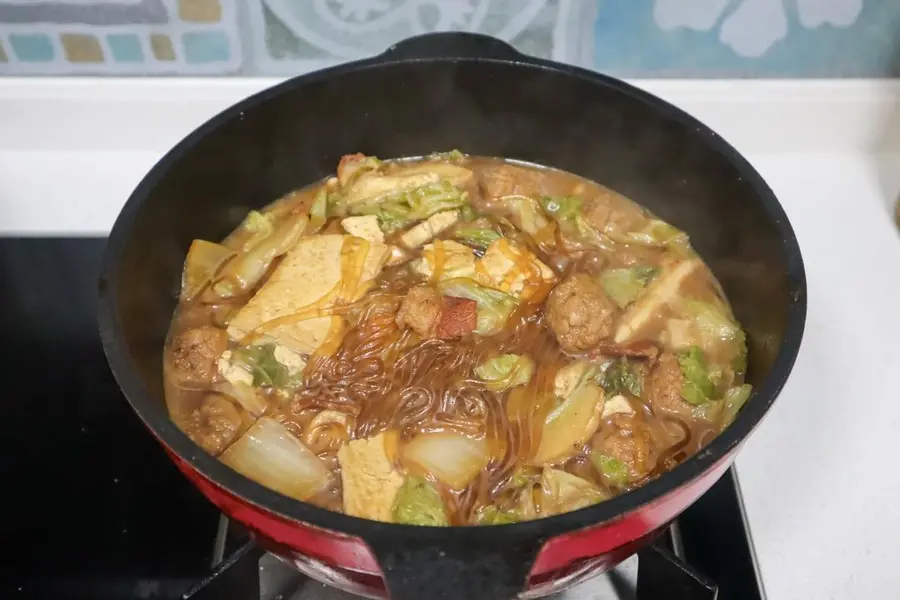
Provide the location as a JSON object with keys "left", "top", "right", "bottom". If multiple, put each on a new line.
{"left": 163, "top": 152, "right": 751, "bottom": 525}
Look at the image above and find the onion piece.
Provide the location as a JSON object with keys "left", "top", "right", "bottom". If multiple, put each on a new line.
{"left": 212, "top": 380, "right": 269, "bottom": 418}
{"left": 181, "top": 240, "right": 235, "bottom": 301}
{"left": 220, "top": 417, "right": 331, "bottom": 501}
{"left": 531, "top": 382, "right": 604, "bottom": 465}
{"left": 402, "top": 432, "right": 489, "bottom": 490}
{"left": 212, "top": 212, "right": 309, "bottom": 299}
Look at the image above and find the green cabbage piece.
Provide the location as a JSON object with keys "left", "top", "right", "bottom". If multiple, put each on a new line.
{"left": 230, "top": 344, "right": 302, "bottom": 389}
{"left": 428, "top": 149, "right": 466, "bottom": 163}
{"left": 454, "top": 227, "right": 502, "bottom": 249}
{"left": 597, "top": 358, "right": 643, "bottom": 398}
{"left": 591, "top": 453, "right": 630, "bottom": 487}
{"left": 475, "top": 354, "right": 535, "bottom": 392}
{"left": 599, "top": 266, "right": 660, "bottom": 308}
{"left": 458, "top": 204, "right": 477, "bottom": 222}
{"left": 676, "top": 346, "right": 716, "bottom": 405}
{"left": 474, "top": 506, "right": 519, "bottom": 525}
{"left": 540, "top": 195, "right": 583, "bottom": 220}
{"left": 682, "top": 300, "right": 741, "bottom": 342}
{"left": 392, "top": 476, "right": 449, "bottom": 526}
{"left": 722, "top": 384, "right": 753, "bottom": 427}
{"left": 438, "top": 278, "right": 518, "bottom": 335}
{"left": 501, "top": 195, "right": 550, "bottom": 237}
{"left": 351, "top": 180, "right": 468, "bottom": 233}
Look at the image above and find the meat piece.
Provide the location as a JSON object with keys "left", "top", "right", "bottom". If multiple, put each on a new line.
{"left": 399, "top": 210, "right": 460, "bottom": 249}
{"left": 595, "top": 414, "right": 655, "bottom": 483}
{"left": 184, "top": 394, "right": 245, "bottom": 455}
{"left": 435, "top": 297, "right": 477, "bottom": 339}
{"left": 583, "top": 188, "right": 646, "bottom": 234}
{"left": 338, "top": 432, "right": 405, "bottom": 522}
{"left": 647, "top": 352, "right": 693, "bottom": 417}
{"left": 396, "top": 286, "right": 442, "bottom": 337}
{"left": 546, "top": 273, "right": 618, "bottom": 353}
{"left": 589, "top": 340, "right": 660, "bottom": 362}
{"left": 480, "top": 164, "right": 544, "bottom": 198}
{"left": 168, "top": 325, "right": 229, "bottom": 386}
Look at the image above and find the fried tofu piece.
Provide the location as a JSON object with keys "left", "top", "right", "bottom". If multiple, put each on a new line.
{"left": 476, "top": 239, "right": 556, "bottom": 300}
{"left": 227, "top": 235, "right": 389, "bottom": 355}
{"left": 614, "top": 259, "right": 702, "bottom": 344}
{"left": 411, "top": 240, "right": 477, "bottom": 281}
{"left": 338, "top": 433, "right": 404, "bottom": 522}
{"left": 341, "top": 215, "right": 385, "bottom": 244}
{"left": 399, "top": 210, "right": 460, "bottom": 249}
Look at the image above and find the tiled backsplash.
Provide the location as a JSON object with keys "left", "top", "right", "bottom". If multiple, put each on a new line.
{"left": 0, "top": 0, "right": 895, "bottom": 77}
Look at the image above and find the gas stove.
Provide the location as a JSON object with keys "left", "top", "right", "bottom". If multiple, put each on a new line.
{"left": 0, "top": 238, "right": 765, "bottom": 600}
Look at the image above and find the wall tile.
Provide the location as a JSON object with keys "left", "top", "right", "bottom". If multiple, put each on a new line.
{"left": 0, "top": 0, "right": 896, "bottom": 77}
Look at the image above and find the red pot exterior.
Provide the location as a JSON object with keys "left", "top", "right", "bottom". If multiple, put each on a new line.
{"left": 166, "top": 443, "right": 737, "bottom": 597}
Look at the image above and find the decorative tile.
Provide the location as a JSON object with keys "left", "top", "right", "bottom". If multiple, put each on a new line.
{"left": 107, "top": 33, "right": 144, "bottom": 62}
{"left": 0, "top": 0, "right": 241, "bottom": 74}
{"left": 245, "top": 0, "right": 597, "bottom": 75}
{"left": 61, "top": 32, "right": 103, "bottom": 62}
{"left": 150, "top": 32, "right": 176, "bottom": 61}
{"left": 8, "top": 32, "right": 54, "bottom": 62}
{"left": 592, "top": 0, "right": 900, "bottom": 77}
{"left": 178, "top": 0, "right": 222, "bottom": 23}
{"left": 182, "top": 29, "right": 229, "bottom": 63}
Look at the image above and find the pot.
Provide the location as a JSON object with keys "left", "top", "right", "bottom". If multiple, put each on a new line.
{"left": 98, "top": 32, "right": 806, "bottom": 600}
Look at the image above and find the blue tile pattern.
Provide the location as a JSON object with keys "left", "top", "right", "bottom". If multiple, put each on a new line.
{"left": 8, "top": 32, "right": 54, "bottom": 62}
{"left": 107, "top": 33, "right": 144, "bottom": 63}
{"left": 182, "top": 30, "right": 230, "bottom": 64}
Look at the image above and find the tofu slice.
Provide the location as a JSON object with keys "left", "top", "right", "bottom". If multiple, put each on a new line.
{"left": 399, "top": 210, "right": 460, "bottom": 249}
{"left": 217, "top": 350, "right": 253, "bottom": 386}
{"left": 227, "top": 235, "right": 389, "bottom": 356}
{"left": 601, "top": 394, "right": 635, "bottom": 418}
{"left": 341, "top": 215, "right": 384, "bottom": 245}
{"left": 411, "top": 240, "right": 477, "bottom": 281}
{"left": 614, "top": 259, "right": 702, "bottom": 344}
{"left": 555, "top": 361, "right": 590, "bottom": 399}
{"left": 476, "top": 239, "right": 556, "bottom": 298}
{"left": 338, "top": 433, "right": 404, "bottom": 522}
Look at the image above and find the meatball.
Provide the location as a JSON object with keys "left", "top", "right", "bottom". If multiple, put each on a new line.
{"left": 168, "top": 325, "right": 229, "bottom": 387}
{"left": 184, "top": 395, "right": 245, "bottom": 455}
{"left": 595, "top": 415, "right": 655, "bottom": 483}
{"left": 396, "top": 286, "right": 442, "bottom": 337}
{"left": 647, "top": 352, "right": 693, "bottom": 417}
{"left": 546, "top": 273, "right": 618, "bottom": 352}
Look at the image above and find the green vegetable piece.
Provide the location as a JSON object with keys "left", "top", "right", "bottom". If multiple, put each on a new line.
{"left": 540, "top": 195, "right": 583, "bottom": 220}
{"left": 599, "top": 266, "right": 660, "bottom": 308}
{"left": 591, "top": 453, "right": 630, "bottom": 487}
{"left": 475, "top": 354, "right": 535, "bottom": 392}
{"left": 732, "top": 340, "right": 748, "bottom": 374}
{"left": 598, "top": 358, "right": 643, "bottom": 398}
{"left": 677, "top": 346, "right": 716, "bottom": 405}
{"left": 455, "top": 227, "right": 502, "bottom": 249}
{"left": 429, "top": 149, "right": 466, "bottom": 163}
{"left": 458, "top": 204, "right": 477, "bottom": 222}
{"left": 682, "top": 300, "right": 741, "bottom": 342}
{"left": 474, "top": 506, "right": 519, "bottom": 525}
{"left": 722, "top": 384, "right": 753, "bottom": 427}
{"left": 352, "top": 180, "right": 468, "bottom": 233}
{"left": 231, "top": 344, "right": 296, "bottom": 389}
{"left": 393, "top": 476, "right": 449, "bottom": 526}
{"left": 438, "top": 277, "right": 518, "bottom": 335}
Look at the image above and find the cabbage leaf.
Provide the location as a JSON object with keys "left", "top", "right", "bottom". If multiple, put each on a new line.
{"left": 475, "top": 354, "right": 534, "bottom": 391}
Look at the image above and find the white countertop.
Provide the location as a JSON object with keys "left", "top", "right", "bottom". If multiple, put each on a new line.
{"left": 2, "top": 77, "right": 899, "bottom": 599}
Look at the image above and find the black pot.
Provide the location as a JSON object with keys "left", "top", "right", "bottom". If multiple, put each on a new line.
{"left": 98, "top": 32, "right": 806, "bottom": 599}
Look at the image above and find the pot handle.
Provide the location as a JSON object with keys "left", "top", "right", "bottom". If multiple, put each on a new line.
{"left": 380, "top": 32, "right": 526, "bottom": 62}
{"left": 366, "top": 533, "right": 544, "bottom": 600}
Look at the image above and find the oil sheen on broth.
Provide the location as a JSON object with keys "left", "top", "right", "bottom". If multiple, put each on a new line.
{"left": 163, "top": 152, "right": 751, "bottom": 526}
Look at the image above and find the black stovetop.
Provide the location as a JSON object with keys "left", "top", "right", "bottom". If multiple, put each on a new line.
{"left": 0, "top": 238, "right": 765, "bottom": 600}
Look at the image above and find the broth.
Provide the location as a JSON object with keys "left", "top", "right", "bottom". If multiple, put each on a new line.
{"left": 163, "top": 153, "right": 750, "bottom": 525}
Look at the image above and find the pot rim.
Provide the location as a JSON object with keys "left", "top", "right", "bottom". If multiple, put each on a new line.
{"left": 97, "top": 50, "right": 806, "bottom": 544}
